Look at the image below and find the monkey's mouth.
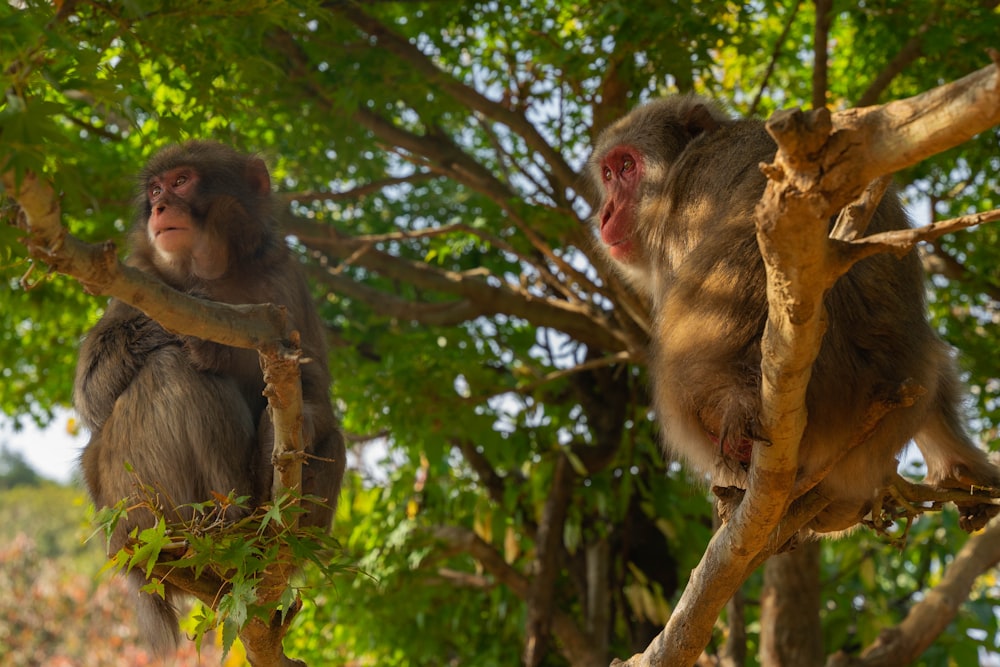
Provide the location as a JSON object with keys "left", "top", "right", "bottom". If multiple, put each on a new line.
{"left": 607, "top": 238, "right": 637, "bottom": 262}
{"left": 150, "top": 217, "right": 192, "bottom": 238}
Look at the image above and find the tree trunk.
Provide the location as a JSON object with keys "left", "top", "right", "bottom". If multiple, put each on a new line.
{"left": 760, "top": 541, "right": 823, "bottom": 667}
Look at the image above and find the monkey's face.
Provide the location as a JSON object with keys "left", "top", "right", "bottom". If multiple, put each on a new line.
{"left": 147, "top": 167, "right": 199, "bottom": 254}
{"left": 144, "top": 166, "right": 227, "bottom": 281}
{"left": 595, "top": 144, "right": 644, "bottom": 265}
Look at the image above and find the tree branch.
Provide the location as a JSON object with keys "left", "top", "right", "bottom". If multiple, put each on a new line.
{"left": 749, "top": 0, "right": 802, "bottom": 117}
{"left": 855, "top": 19, "right": 931, "bottom": 107}
{"left": 280, "top": 171, "right": 437, "bottom": 204}
{"left": 453, "top": 438, "right": 520, "bottom": 508}
{"left": 812, "top": 0, "right": 833, "bottom": 110}
{"left": 4, "top": 171, "right": 288, "bottom": 349}
{"left": 827, "top": 516, "right": 1000, "bottom": 667}
{"left": 288, "top": 217, "right": 630, "bottom": 353}
{"left": 330, "top": 3, "right": 580, "bottom": 195}
{"left": 834, "top": 208, "right": 1000, "bottom": 270}
{"left": 831, "top": 52, "right": 1000, "bottom": 197}
{"left": 524, "top": 453, "right": 576, "bottom": 666}
{"left": 431, "top": 525, "right": 605, "bottom": 667}
{"left": 921, "top": 240, "right": 1000, "bottom": 304}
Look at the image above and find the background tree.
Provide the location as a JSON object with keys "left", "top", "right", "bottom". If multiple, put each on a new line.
{"left": 2, "top": 1, "right": 999, "bottom": 665}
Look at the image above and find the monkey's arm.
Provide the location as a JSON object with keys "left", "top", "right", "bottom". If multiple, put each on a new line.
{"left": 73, "top": 299, "right": 180, "bottom": 429}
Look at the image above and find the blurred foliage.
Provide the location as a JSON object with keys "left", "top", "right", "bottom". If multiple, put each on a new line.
{"left": 0, "top": 493, "right": 233, "bottom": 666}
{"left": 0, "top": 444, "right": 42, "bottom": 489}
{"left": 1, "top": 0, "right": 999, "bottom": 665}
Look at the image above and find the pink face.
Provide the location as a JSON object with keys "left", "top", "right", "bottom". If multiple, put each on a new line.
{"left": 147, "top": 167, "right": 199, "bottom": 256}
{"left": 597, "top": 145, "right": 643, "bottom": 263}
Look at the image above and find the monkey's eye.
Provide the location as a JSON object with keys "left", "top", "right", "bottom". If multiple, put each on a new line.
{"left": 603, "top": 167, "right": 613, "bottom": 181}
{"left": 150, "top": 184, "right": 162, "bottom": 198}
{"left": 621, "top": 156, "right": 635, "bottom": 173}
{"left": 173, "top": 174, "right": 188, "bottom": 187}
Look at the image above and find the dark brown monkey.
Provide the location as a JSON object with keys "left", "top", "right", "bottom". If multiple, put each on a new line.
{"left": 589, "top": 96, "right": 999, "bottom": 534}
{"left": 74, "top": 141, "right": 345, "bottom": 650}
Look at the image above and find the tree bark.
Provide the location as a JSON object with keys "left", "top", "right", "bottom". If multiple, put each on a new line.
{"left": 760, "top": 542, "right": 823, "bottom": 667}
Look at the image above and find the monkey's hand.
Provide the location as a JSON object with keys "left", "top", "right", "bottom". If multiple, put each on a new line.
{"left": 75, "top": 305, "right": 180, "bottom": 428}
{"left": 182, "top": 336, "right": 237, "bottom": 373}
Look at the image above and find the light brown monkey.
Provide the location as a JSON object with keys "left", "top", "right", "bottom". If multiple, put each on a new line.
{"left": 589, "top": 96, "right": 999, "bottom": 534}
{"left": 74, "top": 141, "right": 345, "bottom": 650}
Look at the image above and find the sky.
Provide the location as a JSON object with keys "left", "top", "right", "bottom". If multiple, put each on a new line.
{"left": 1, "top": 409, "right": 82, "bottom": 483}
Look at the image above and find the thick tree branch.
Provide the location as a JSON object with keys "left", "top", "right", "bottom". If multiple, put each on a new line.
{"left": 812, "top": 0, "right": 832, "bottom": 110}
{"left": 829, "top": 175, "right": 892, "bottom": 241}
{"left": 524, "top": 453, "right": 576, "bottom": 666}
{"left": 832, "top": 53, "right": 1000, "bottom": 198}
{"left": 4, "top": 171, "right": 288, "bottom": 349}
{"left": 761, "top": 543, "right": 823, "bottom": 666}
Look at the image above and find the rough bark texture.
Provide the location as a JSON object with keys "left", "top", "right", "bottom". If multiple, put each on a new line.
{"left": 761, "top": 542, "right": 823, "bottom": 667}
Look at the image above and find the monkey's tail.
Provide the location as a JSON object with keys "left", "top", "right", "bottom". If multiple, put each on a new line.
{"left": 130, "top": 571, "right": 181, "bottom": 652}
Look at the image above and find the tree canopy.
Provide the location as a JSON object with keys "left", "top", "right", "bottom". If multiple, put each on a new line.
{"left": 2, "top": 1, "right": 1000, "bottom": 666}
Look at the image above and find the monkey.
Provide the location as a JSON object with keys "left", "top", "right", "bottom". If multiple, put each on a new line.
{"left": 74, "top": 141, "right": 346, "bottom": 650}
{"left": 588, "top": 95, "right": 1000, "bottom": 535}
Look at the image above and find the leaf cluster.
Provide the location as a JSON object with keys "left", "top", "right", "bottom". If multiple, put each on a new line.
{"left": 92, "top": 480, "right": 346, "bottom": 658}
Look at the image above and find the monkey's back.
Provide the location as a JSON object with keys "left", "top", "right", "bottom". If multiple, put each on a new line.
{"left": 648, "top": 118, "right": 943, "bottom": 530}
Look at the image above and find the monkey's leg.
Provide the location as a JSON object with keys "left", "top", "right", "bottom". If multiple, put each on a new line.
{"left": 82, "top": 345, "right": 258, "bottom": 651}
{"left": 255, "top": 410, "right": 346, "bottom": 529}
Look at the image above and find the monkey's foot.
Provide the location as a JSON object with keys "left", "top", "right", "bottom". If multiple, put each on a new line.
{"left": 712, "top": 485, "right": 745, "bottom": 525}
{"left": 879, "top": 474, "right": 1000, "bottom": 533}
{"left": 956, "top": 502, "right": 1000, "bottom": 532}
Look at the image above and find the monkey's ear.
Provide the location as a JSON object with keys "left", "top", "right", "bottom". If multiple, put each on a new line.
{"left": 685, "top": 104, "right": 721, "bottom": 137}
{"left": 245, "top": 158, "right": 272, "bottom": 196}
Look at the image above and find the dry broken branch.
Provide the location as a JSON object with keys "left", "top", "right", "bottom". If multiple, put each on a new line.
{"left": 836, "top": 208, "right": 1000, "bottom": 270}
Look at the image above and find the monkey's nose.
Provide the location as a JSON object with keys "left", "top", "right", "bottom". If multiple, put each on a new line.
{"left": 600, "top": 202, "right": 615, "bottom": 228}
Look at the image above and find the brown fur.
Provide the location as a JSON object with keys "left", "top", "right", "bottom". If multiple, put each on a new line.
{"left": 74, "top": 141, "right": 345, "bottom": 650}
{"left": 589, "top": 96, "right": 999, "bottom": 534}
